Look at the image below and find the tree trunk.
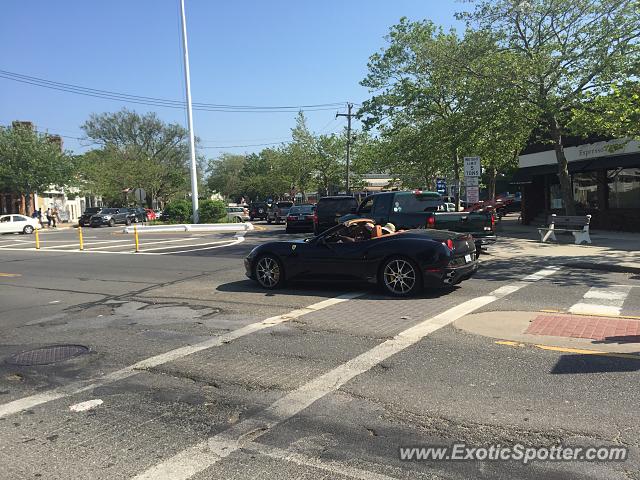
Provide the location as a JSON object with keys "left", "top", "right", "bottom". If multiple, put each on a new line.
{"left": 453, "top": 148, "right": 461, "bottom": 211}
{"left": 24, "top": 192, "right": 32, "bottom": 215}
{"left": 549, "top": 115, "right": 576, "bottom": 215}
{"left": 488, "top": 166, "right": 497, "bottom": 201}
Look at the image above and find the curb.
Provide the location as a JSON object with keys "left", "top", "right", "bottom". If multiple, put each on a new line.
{"left": 562, "top": 261, "right": 640, "bottom": 275}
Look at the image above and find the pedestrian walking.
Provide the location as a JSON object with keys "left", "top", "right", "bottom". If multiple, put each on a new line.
{"left": 37, "top": 208, "right": 43, "bottom": 228}
{"left": 45, "top": 207, "right": 53, "bottom": 228}
{"left": 52, "top": 207, "right": 59, "bottom": 228}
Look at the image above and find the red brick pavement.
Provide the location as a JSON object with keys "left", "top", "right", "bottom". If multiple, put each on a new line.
{"left": 526, "top": 313, "right": 640, "bottom": 341}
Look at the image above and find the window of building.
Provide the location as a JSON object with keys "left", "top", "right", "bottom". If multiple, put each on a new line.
{"left": 549, "top": 183, "right": 563, "bottom": 209}
{"left": 572, "top": 172, "right": 599, "bottom": 210}
{"left": 608, "top": 168, "right": 640, "bottom": 209}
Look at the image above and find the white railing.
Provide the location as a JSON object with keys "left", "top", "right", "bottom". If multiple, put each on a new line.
{"left": 122, "top": 222, "right": 254, "bottom": 234}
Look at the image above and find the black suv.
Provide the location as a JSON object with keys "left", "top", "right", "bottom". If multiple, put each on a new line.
{"left": 89, "top": 208, "right": 131, "bottom": 227}
{"left": 249, "top": 202, "right": 270, "bottom": 221}
{"left": 78, "top": 207, "right": 103, "bottom": 227}
{"left": 314, "top": 196, "right": 358, "bottom": 234}
{"left": 127, "top": 207, "right": 147, "bottom": 223}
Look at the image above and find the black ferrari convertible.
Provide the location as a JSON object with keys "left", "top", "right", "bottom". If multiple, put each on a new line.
{"left": 245, "top": 218, "right": 479, "bottom": 296}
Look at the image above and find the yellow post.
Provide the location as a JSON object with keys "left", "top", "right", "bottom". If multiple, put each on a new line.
{"left": 134, "top": 224, "right": 139, "bottom": 253}
{"left": 78, "top": 225, "right": 84, "bottom": 251}
{"left": 35, "top": 227, "right": 40, "bottom": 250}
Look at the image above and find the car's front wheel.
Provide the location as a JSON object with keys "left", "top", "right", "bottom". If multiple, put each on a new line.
{"left": 254, "top": 254, "right": 284, "bottom": 289}
{"left": 379, "top": 256, "right": 421, "bottom": 297}
{"left": 23, "top": 225, "right": 34, "bottom": 234}
{"left": 108, "top": 219, "right": 116, "bottom": 227}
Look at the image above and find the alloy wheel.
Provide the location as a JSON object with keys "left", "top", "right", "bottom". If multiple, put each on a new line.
{"left": 256, "top": 256, "right": 281, "bottom": 288}
{"left": 383, "top": 259, "right": 417, "bottom": 295}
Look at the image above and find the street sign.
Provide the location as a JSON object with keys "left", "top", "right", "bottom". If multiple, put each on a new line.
{"left": 463, "top": 157, "right": 481, "bottom": 178}
{"left": 436, "top": 178, "right": 447, "bottom": 194}
{"left": 465, "top": 176, "right": 479, "bottom": 187}
{"left": 134, "top": 188, "right": 146, "bottom": 205}
{"left": 466, "top": 186, "right": 479, "bottom": 204}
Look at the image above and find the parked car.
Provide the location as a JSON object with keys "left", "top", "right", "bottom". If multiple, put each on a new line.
{"left": 245, "top": 218, "right": 478, "bottom": 296}
{"left": 127, "top": 207, "right": 147, "bottom": 223}
{"left": 226, "top": 207, "right": 250, "bottom": 223}
{"left": 145, "top": 208, "right": 156, "bottom": 221}
{"left": 267, "top": 201, "right": 294, "bottom": 224}
{"left": 313, "top": 196, "right": 359, "bottom": 235}
{"left": 78, "top": 207, "right": 103, "bottom": 227}
{"left": 89, "top": 208, "right": 131, "bottom": 227}
{"left": 0, "top": 214, "right": 40, "bottom": 234}
{"left": 342, "top": 191, "right": 496, "bottom": 250}
{"left": 249, "top": 202, "right": 270, "bottom": 221}
{"left": 285, "top": 205, "right": 315, "bottom": 233}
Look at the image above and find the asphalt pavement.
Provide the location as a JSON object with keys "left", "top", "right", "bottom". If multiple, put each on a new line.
{"left": 1, "top": 221, "right": 639, "bottom": 480}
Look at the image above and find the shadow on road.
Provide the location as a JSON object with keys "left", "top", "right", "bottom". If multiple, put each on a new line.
{"left": 551, "top": 354, "right": 640, "bottom": 374}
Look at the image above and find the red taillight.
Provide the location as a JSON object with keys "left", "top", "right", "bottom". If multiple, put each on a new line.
{"left": 286, "top": 216, "right": 295, "bottom": 221}
{"left": 313, "top": 212, "right": 318, "bottom": 224}
{"left": 442, "top": 238, "right": 454, "bottom": 250}
{"left": 426, "top": 216, "right": 436, "bottom": 228}
{"left": 491, "top": 214, "right": 495, "bottom": 229}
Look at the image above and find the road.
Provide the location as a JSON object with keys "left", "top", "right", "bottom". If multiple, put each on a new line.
{"left": 0, "top": 223, "right": 639, "bottom": 479}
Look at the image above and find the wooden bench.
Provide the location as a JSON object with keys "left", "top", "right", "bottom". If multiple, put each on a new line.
{"left": 538, "top": 214, "right": 592, "bottom": 245}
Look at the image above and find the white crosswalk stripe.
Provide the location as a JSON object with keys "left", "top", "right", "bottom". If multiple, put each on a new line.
{"left": 569, "top": 285, "right": 633, "bottom": 316}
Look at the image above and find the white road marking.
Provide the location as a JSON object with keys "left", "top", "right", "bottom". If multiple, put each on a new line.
{"left": 569, "top": 285, "right": 633, "bottom": 316}
{"left": 132, "top": 266, "right": 561, "bottom": 480}
{"left": 49, "top": 300, "right": 60, "bottom": 304}
{"left": 41, "top": 239, "right": 131, "bottom": 249}
{"left": 139, "top": 239, "right": 232, "bottom": 253}
{"left": 0, "top": 292, "right": 364, "bottom": 419}
{"left": 154, "top": 236, "right": 245, "bottom": 254}
{"left": 246, "top": 442, "right": 398, "bottom": 480}
{"left": 69, "top": 399, "right": 103, "bottom": 412}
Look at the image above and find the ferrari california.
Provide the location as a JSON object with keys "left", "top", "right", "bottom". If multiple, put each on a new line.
{"left": 245, "top": 218, "right": 479, "bottom": 296}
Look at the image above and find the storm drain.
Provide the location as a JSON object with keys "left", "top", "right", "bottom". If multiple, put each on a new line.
{"left": 5, "top": 345, "right": 90, "bottom": 366}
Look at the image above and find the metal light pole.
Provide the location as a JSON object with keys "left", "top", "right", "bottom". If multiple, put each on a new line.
{"left": 336, "top": 103, "right": 354, "bottom": 194}
{"left": 179, "top": 0, "right": 199, "bottom": 223}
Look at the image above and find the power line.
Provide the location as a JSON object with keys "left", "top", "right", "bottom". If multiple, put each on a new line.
{"left": 0, "top": 69, "right": 352, "bottom": 113}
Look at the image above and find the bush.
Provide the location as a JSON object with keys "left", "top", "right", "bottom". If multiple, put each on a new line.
{"left": 162, "top": 199, "right": 192, "bottom": 223}
{"left": 199, "top": 199, "right": 226, "bottom": 223}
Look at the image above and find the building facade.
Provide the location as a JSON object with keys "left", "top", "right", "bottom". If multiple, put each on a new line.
{"left": 515, "top": 139, "right": 640, "bottom": 231}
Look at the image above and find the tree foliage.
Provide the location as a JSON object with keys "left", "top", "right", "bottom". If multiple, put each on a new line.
{"left": 79, "top": 109, "right": 192, "bottom": 206}
{"left": 459, "top": 0, "right": 640, "bottom": 213}
{"left": 0, "top": 123, "right": 76, "bottom": 212}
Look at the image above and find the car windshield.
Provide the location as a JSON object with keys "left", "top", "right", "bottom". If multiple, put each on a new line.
{"left": 100, "top": 208, "right": 118, "bottom": 214}
{"left": 277, "top": 202, "right": 293, "bottom": 208}
{"left": 84, "top": 207, "right": 101, "bottom": 214}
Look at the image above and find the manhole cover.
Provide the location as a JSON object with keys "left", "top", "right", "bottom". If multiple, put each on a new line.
{"left": 5, "top": 345, "right": 90, "bottom": 366}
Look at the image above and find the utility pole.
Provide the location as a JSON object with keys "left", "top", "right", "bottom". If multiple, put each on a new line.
{"left": 336, "top": 102, "right": 354, "bottom": 194}
{"left": 179, "top": 0, "right": 199, "bottom": 223}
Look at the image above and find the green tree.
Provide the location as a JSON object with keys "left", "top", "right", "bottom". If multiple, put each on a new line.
{"left": 80, "top": 109, "right": 191, "bottom": 206}
{"left": 0, "top": 123, "right": 76, "bottom": 213}
{"left": 569, "top": 81, "right": 640, "bottom": 141}
{"left": 198, "top": 199, "right": 226, "bottom": 223}
{"left": 360, "top": 20, "right": 529, "bottom": 206}
{"left": 460, "top": 0, "right": 640, "bottom": 214}
{"left": 206, "top": 153, "right": 246, "bottom": 200}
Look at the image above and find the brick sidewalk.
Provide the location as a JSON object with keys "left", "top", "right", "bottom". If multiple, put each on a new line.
{"left": 526, "top": 313, "right": 640, "bottom": 342}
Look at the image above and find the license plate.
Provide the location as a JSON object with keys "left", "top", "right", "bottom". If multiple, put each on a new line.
{"left": 465, "top": 254, "right": 472, "bottom": 263}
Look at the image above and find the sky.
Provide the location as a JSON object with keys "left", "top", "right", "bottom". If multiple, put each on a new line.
{"left": 1, "top": 0, "right": 467, "bottom": 157}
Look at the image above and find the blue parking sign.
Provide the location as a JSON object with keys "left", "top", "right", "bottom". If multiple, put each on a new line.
{"left": 436, "top": 178, "right": 447, "bottom": 194}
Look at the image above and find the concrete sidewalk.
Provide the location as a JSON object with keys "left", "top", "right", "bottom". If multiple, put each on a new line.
{"left": 490, "top": 213, "right": 640, "bottom": 272}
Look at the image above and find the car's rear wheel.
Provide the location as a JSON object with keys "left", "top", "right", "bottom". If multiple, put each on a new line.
{"left": 233, "top": 216, "right": 242, "bottom": 223}
{"left": 379, "top": 256, "right": 421, "bottom": 297}
{"left": 254, "top": 254, "right": 283, "bottom": 289}
{"left": 126, "top": 218, "right": 132, "bottom": 226}
{"left": 23, "top": 225, "right": 34, "bottom": 234}
{"left": 267, "top": 218, "right": 272, "bottom": 224}
{"left": 108, "top": 219, "right": 116, "bottom": 227}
